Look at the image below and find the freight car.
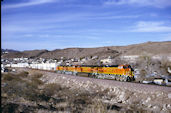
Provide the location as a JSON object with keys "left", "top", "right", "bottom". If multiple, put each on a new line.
{"left": 56, "top": 65, "right": 135, "bottom": 82}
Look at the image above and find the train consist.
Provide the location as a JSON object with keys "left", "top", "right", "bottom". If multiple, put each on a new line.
{"left": 6, "top": 61, "right": 135, "bottom": 82}
{"left": 56, "top": 65, "right": 135, "bottom": 82}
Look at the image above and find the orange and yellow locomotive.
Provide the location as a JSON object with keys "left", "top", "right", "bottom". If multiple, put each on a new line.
{"left": 56, "top": 64, "right": 135, "bottom": 82}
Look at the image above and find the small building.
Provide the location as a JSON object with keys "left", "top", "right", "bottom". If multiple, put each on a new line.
{"left": 17, "top": 63, "right": 29, "bottom": 67}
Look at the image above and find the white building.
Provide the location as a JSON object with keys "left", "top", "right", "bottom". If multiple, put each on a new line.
{"left": 29, "top": 63, "right": 57, "bottom": 70}
{"left": 120, "top": 55, "right": 139, "bottom": 63}
{"left": 11, "top": 63, "right": 29, "bottom": 68}
{"left": 101, "top": 58, "right": 112, "bottom": 64}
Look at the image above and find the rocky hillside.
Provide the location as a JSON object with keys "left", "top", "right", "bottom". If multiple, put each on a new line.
{"left": 2, "top": 41, "right": 171, "bottom": 59}
{"left": 1, "top": 49, "right": 19, "bottom": 53}
{"left": 114, "top": 41, "right": 171, "bottom": 56}
{"left": 2, "top": 49, "right": 49, "bottom": 59}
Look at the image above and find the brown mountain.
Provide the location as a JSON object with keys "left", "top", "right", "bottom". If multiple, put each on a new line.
{"left": 2, "top": 41, "right": 171, "bottom": 59}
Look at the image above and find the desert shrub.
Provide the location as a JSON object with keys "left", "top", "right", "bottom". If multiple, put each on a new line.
{"left": 3, "top": 73, "right": 21, "bottom": 81}
{"left": 96, "top": 88, "right": 110, "bottom": 97}
{"left": 2, "top": 71, "right": 29, "bottom": 82}
{"left": 3, "top": 73, "right": 15, "bottom": 81}
{"left": 140, "top": 69, "right": 146, "bottom": 78}
{"left": 160, "top": 57, "right": 171, "bottom": 75}
{"left": 42, "top": 83, "right": 62, "bottom": 97}
{"left": 73, "top": 93, "right": 92, "bottom": 105}
{"left": 2, "top": 78, "right": 40, "bottom": 101}
{"left": 1, "top": 103, "right": 19, "bottom": 113}
{"left": 1, "top": 102, "right": 36, "bottom": 113}
{"left": 68, "top": 91, "right": 94, "bottom": 113}
{"left": 1, "top": 72, "right": 43, "bottom": 102}
{"left": 29, "top": 73, "right": 44, "bottom": 86}
{"left": 32, "top": 73, "right": 43, "bottom": 79}
{"left": 31, "top": 77, "right": 43, "bottom": 86}
{"left": 18, "top": 82, "right": 39, "bottom": 101}
{"left": 136, "top": 55, "right": 171, "bottom": 76}
{"left": 107, "top": 104, "right": 121, "bottom": 111}
{"left": 85, "top": 100, "right": 107, "bottom": 113}
{"left": 17, "top": 71, "right": 29, "bottom": 78}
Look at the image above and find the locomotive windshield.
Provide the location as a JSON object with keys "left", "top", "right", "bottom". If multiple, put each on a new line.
{"left": 128, "top": 65, "right": 131, "bottom": 68}
{"left": 123, "top": 65, "right": 131, "bottom": 69}
{"left": 123, "top": 65, "right": 134, "bottom": 71}
{"left": 123, "top": 66, "right": 127, "bottom": 69}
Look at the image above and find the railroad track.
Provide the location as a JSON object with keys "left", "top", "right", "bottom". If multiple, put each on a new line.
{"left": 65, "top": 74, "right": 171, "bottom": 93}
{"left": 55, "top": 70, "right": 171, "bottom": 88}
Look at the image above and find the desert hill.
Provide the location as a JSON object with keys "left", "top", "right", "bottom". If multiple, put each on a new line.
{"left": 2, "top": 41, "right": 171, "bottom": 59}
{"left": 2, "top": 49, "right": 48, "bottom": 59}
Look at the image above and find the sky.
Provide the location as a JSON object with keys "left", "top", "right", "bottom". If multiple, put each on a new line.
{"left": 1, "top": 0, "right": 171, "bottom": 51}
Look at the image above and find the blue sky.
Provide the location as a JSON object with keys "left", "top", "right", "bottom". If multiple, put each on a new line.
{"left": 1, "top": 0, "right": 171, "bottom": 51}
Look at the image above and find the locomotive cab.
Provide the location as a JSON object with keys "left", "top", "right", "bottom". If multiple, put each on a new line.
{"left": 123, "top": 65, "right": 134, "bottom": 71}
{"left": 123, "top": 65, "right": 135, "bottom": 78}
{"left": 128, "top": 65, "right": 134, "bottom": 71}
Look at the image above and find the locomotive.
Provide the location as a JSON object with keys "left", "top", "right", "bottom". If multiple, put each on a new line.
{"left": 56, "top": 64, "right": 135, "bottom": 82}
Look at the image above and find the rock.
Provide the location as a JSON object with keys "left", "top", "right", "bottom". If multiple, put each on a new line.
{"left": 147, "top": 104, "right": 152, "bottom": 108}
{"left": 168, "top": 93, "right": 171, "bottom": 99}
{"left": 145, "top": 97, "right": 151, "bottom": 103}
{"left": 167, "top": 104, "right": 171, "bottom": 109}
{"left": 152, "top": 105, "right": 161, "bottom": 111}
{"left": 162, "top": 104, "right": 168, "bottom": 111}
{"left": 119, "top": 92, "right": 125, "bottom": 100}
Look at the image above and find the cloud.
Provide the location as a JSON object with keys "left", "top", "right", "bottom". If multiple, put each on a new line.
{"left": 131, "top": 21, "right": 171, "bottom": 32}
{"left": 1, "top": 11, "right": 140, "bottom": 38}
{"left": 104, "top": 0, "right": 171, "bottom": 8}
{"left": 86, "top": 15, "right": 140, "bottom": 20}
{"left": 2, "top": 0, "right": 57, "bottom": 9}
{"left": 1, "top": 12, "right": 86, "bottom": 34}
